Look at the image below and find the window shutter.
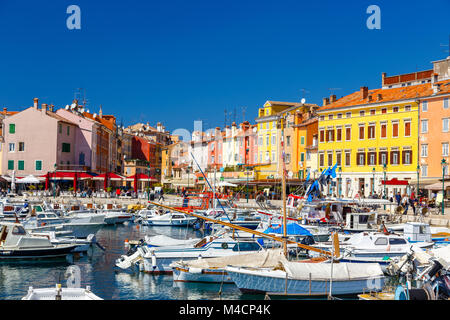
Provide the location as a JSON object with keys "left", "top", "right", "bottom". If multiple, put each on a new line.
{"left": 402, "top": 151, "right": 405, "bottom": 164}
{"left": 356, "top": 153, "right": 360, "bottom": 166}
{"left": 390, "top": 151, "right": 394, "bottom": 164}
{"left": 332, "top": 130, "right": 335, "bottom": 141}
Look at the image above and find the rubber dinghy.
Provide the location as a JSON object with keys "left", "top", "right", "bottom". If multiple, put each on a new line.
{"left": 225, "top": 261, "right": 385, "bottom": 297}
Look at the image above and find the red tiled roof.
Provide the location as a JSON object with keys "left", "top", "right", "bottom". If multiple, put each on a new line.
{"left": 318, "top": 80, "right": 450, "bottom": 112}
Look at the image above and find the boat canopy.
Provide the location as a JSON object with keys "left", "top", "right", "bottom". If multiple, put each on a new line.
{"left": 282, "top": 261, "right": 384, "bottom": 280}
{"left": 263, "top": 223, "right": 313, "bottom": 236}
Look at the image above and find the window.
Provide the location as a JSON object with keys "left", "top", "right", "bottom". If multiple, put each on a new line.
{"left": 67, "top": 126, "right": 70, "bottom": 135}
{"left": 381, "top": 108, "right": 387, "bottom": 114}
{"left": 319, "top": 116, "right": 325, "bottom": 121}
{"left": 390, "top": 150, "right": 400, "bottom": 165}
{"left": 306, "top": 151, "right": 311, "bottom": 161}
{"left": 327, "top": 153, "right": 333, "bottom": 166}
{"left": 346, "top": 112, "right": 351, "bottom": 118}
{"left": 345, "top": 127, "right": 351, "bottom": 141}
{"left": 319, "top": 153, "right": 324, "bottom": 167}
{"left": 266, "top": 135, "right": 269, "bottom": 145}
{"left": 18, "top": 160, "right": 24, "bottom": 171}
{"left": 357, "top": 152, "right": 365, "bottom": 166}
{"left": 392, "top": 122, "right": 399, "bottom": 138}
{"left": 368, "top": 124, "right": 375, "bottom": 139}
{"left": 328, "top": 114, "right": 333, "bottom": 120}
{"left": 271, "top": 151, "right": 276, "bottom": 162}
{"left": 59, "top": 123, "right": 62, "bottom": 134}
{"left": 300, "top": 136, "right": 305, "bottom": 145}
{"left": 443, "top": 143, "right": 449, "bottom": 157}
{"left": 375, "top": 237, "right": 388, "bottom": 245}
{"left": 286, "top": 136, "right": 291, "bottom": 146}
{"left": 8, "top": 160, "right": 14, "bottom": 170}
{"left": 360, "top": 111, "right": 365, "bottom": 117}
{"left": 389, "top": 238, "right": 407, "bottom": 245}
{"left": 9, "top": 143, "right": 15, "bottom": 152}
{"left": 379, "top": 151, "right": 388, "bottom": 165}
{"left": 402, "top": 150, "right": 412, "bottom": 165}
{"left": 381, "top": 122, "right": 387, "bottom": 138}
{"left": 359, "top": 125, "right": 365, "bottom": 140}
{"left": 405, "top": 105, "right": 411, "bottom": 112}
{"left": 18, "top": 142, "right": 25, "bottom": 152}
{"left": 368, "top": 152, "right": 376, "bottom": 165}
{"left": 421, "top": 144, "right": 428, "bottom": 157}
{"left": 421, "top": 165, "right": 428, "bottom": 177}
{"left": 422, "top": 101, "right": 428, "bottom": 112}
{"left": 444, "top": 98, "right": 449, "bottom": 109}
{"left": 337, "top": 113, "right": 342, "bottom": 119}
{"left": 300, "top": 153, "right": 305, "bottom": 162}
{"left": 393, "top": 106, "right": 399, "bottom": 112}
{"left": 286, "top": 153, "right": 291, "bottom": 163}
{"left": 370, "top": 109, "right": 376, "bottom": 115}
{"left": 319, "top": 130, "right": 325, "bottom": 143}
{"left": 62, "top": 143, "right": 71, "bottom": 153}
{"left": 12, "top": 226, "right": 26, "bottom": 236}
{"left": 327, "top": 129, "right": 334, "bottom": 142}
{"left": 271, "top": 135, "right": 276, "bottom": 146}
{"left": 404, "top": 121, "right": 411, "bottom": 136}
{"left": 443, "top": 118, "right": 449, "bottom": 132}
{"left": 336, "top": 127, "right": 342, "bottom": 141}
{"left": 336, "top": 152, "right": 342, "bottom": 166}
{"left": 258, "top": 136, "right": 263, "bottom": 146}
{"left": 345, "top": 152, "right": 351, "bottom": 166}
{"left": 421, "top": 120, "right": 428, "bottom": 133}
{"left": 9, "top": 124, "right": 15, "bottom": 134}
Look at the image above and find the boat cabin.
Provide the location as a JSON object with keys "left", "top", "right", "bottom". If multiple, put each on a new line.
{"left": 0, "top": 222, "right": 53, "bottom": 249}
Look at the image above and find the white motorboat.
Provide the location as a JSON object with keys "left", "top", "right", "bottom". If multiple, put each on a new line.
{"left": 0, "top": 221, "right": 77, "bottom": 259}
{"left": 115, "top": 236, "right": 263, "bottom": 274}
{"left": 143, "top": 212, "right": 197, "bottom": 226}
{"left": 22, "top": 284, "right": 102, "bottom": 300}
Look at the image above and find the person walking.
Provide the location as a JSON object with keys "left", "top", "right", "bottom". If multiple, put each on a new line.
{"left": 159, "top": 188, "right": 165, "bottom": 202}
{"left": 409, "top": 191, "right": 416, "bottom": 215}
{"left": 401, "top": 194, "right": 409, "bottom": 215}
{"left": 395, "top": 192, "right": 402, "bottom": 206}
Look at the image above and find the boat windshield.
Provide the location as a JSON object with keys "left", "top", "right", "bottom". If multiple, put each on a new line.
{"left": 12, "top": 225, "right": 26, "bottom": 235}
{"left": 232, "top": 242, "right": 261, "bottom": 252}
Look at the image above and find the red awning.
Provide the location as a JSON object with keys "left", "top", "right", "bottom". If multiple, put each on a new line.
{"left": 125, "top": 173, "right": 157, "bottom": 181}
{"left": 42, "top": 172, "right": 94, "bottom": 180}
{"left": 381, "top": 178, "right": 409, "bottom": 186}
{"left": 93, "top": 173, "right": 125, "bottom": 181}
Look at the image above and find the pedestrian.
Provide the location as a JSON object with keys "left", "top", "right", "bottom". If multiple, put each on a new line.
{"left": 401, "top": 194, "right": 409, "bottom": 214}
{"left": 395, "top": 192, "right": 402, "bottom": 206}
{"left": 159, "top": 188, "right": 165, "bottom": 202}
{"left": 409, "top": 191, "right": 416, "bottom": 215}
{"left": 116, "top": 188, "right": 121, "bottom": 198}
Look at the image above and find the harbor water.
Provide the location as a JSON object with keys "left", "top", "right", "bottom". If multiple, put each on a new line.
{"left": 0, "top": 222, "right": 262, "bottom": 300}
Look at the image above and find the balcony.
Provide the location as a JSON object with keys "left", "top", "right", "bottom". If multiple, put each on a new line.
{"left": 55, "top": 164, "right": 91, "bottom": 172}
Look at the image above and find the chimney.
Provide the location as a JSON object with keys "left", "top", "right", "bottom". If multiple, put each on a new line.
{"left": 382, "top": 72, "right": 387, "bottom": 87}
{"left": 42, "top": 103, "right": 48, "bottom": 114}
{"left": 3, "top": 108, "right": 7, "bottom": 114}
{"left": 50, "top": 104, "right": 55, "bottom": 112}
{"left": 232, "top": 122, "right": 237, "bottom": 127}
{"left": 360, "top": 86, "right": 369, "bottom": 99}
{"left": 99, "top": 105, "right": 103, "bottom": 118}
{"left": 33, "top": 98, "right": 39, "bottom": 109}
{"left": 368, "top": 95, "right": 373, "bottom": 102}
{"left": 330, "top": 95, "right": 337, "bottom": 103}
{"left": 322, "top": 97, "right": 329, "bottom": 106}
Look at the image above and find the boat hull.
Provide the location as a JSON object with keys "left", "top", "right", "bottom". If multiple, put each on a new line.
{"left": 173, "top": 266, "right": 233, "bottom": 283}
{"left": 0, "top": 245, "right": 77, "bottom": 259}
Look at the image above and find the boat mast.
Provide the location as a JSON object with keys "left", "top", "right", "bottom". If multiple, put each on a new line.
{"left": 280, "top": 115, "right": 287, "bottom": 258}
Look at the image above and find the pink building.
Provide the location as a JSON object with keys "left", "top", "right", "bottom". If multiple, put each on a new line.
{"left": 237, "top": 121, "right": 258, "bottom": 166}
{"left": 56, "top": 102, "right": 100, "bottom": 172}
{"left": 2, "top": 98, "right": 78, "bottom": 176}
{"left": 207, "top": 127, "right": 223, "bottom": 170}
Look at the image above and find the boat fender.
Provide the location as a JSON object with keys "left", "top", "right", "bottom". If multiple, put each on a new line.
{"left": 151, "top": 254, "right": 157, "bottom": 269}
{"left": 189, "top": 267, "right": 202, "bottom": 274}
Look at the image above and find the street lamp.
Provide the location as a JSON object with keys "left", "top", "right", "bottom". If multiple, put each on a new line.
{"left": 416, "top": 164, "right": 420, "bottom": 200}
{"left": 372, "top": 167, "right": 375, "bottom": 196}
{"left": 338, "top": 167, "right": 342, "bottom": 198}
{"left": 441, "top": 158, "right": 447, "bottom": 215}
{"left": 53, "top": 163, "right": 57, "bottom": 199}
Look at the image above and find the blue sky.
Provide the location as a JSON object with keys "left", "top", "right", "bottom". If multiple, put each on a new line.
{"left": 0, "top": 0, "right": 449, "bottom": 132}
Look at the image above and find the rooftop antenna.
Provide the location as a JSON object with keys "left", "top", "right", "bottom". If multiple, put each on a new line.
{"left": 241, "top": 106, "right": 247, "bottom": 123}
{"left": 224, "top": 108, "right": 227, "bottom": 127}
{"left": 328, "top": 88, "right": 342, "bottom": 95}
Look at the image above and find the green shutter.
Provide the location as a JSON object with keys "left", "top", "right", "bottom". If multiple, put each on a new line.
{"left": 36, "top": 161, "right": 42, "bottom": 171}
{"left": 18, "top": 160, "right": 24, "bottom": 171}
{"left": 300, "top": 136, "right": 305, "bottom": 145}
{"left": 301, "top": 153, "right": 305, "bottom": 162}
{"left": 62, "top": 143, "right": 71, "bottom": 153}
{"left": 67, "top": 126, "right": 70, "bottom": 135}
{"left": 8, "top": 160, "right": 14, "bottom": 170}
{"left": 9, "top": 124, "right": 15, "bottom": 134}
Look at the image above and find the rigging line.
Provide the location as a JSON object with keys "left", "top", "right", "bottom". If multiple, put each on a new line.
{"left": 189, "top": 152, "right": 241, "bottom": 238}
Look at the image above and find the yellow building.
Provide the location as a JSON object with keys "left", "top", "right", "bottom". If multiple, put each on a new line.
{"left": 318, "top": 87, "right": 420, "bottom": 198}
{"left": 254, "top": 101, "right": 306, "bottom": 180}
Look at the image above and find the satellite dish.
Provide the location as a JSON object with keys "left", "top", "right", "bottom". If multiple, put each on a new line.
{"left": 65, "top": 105, "right": 70, "bottom": 110}
{"left": 301, "top": 98, "right": 306, "bottom": 104}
